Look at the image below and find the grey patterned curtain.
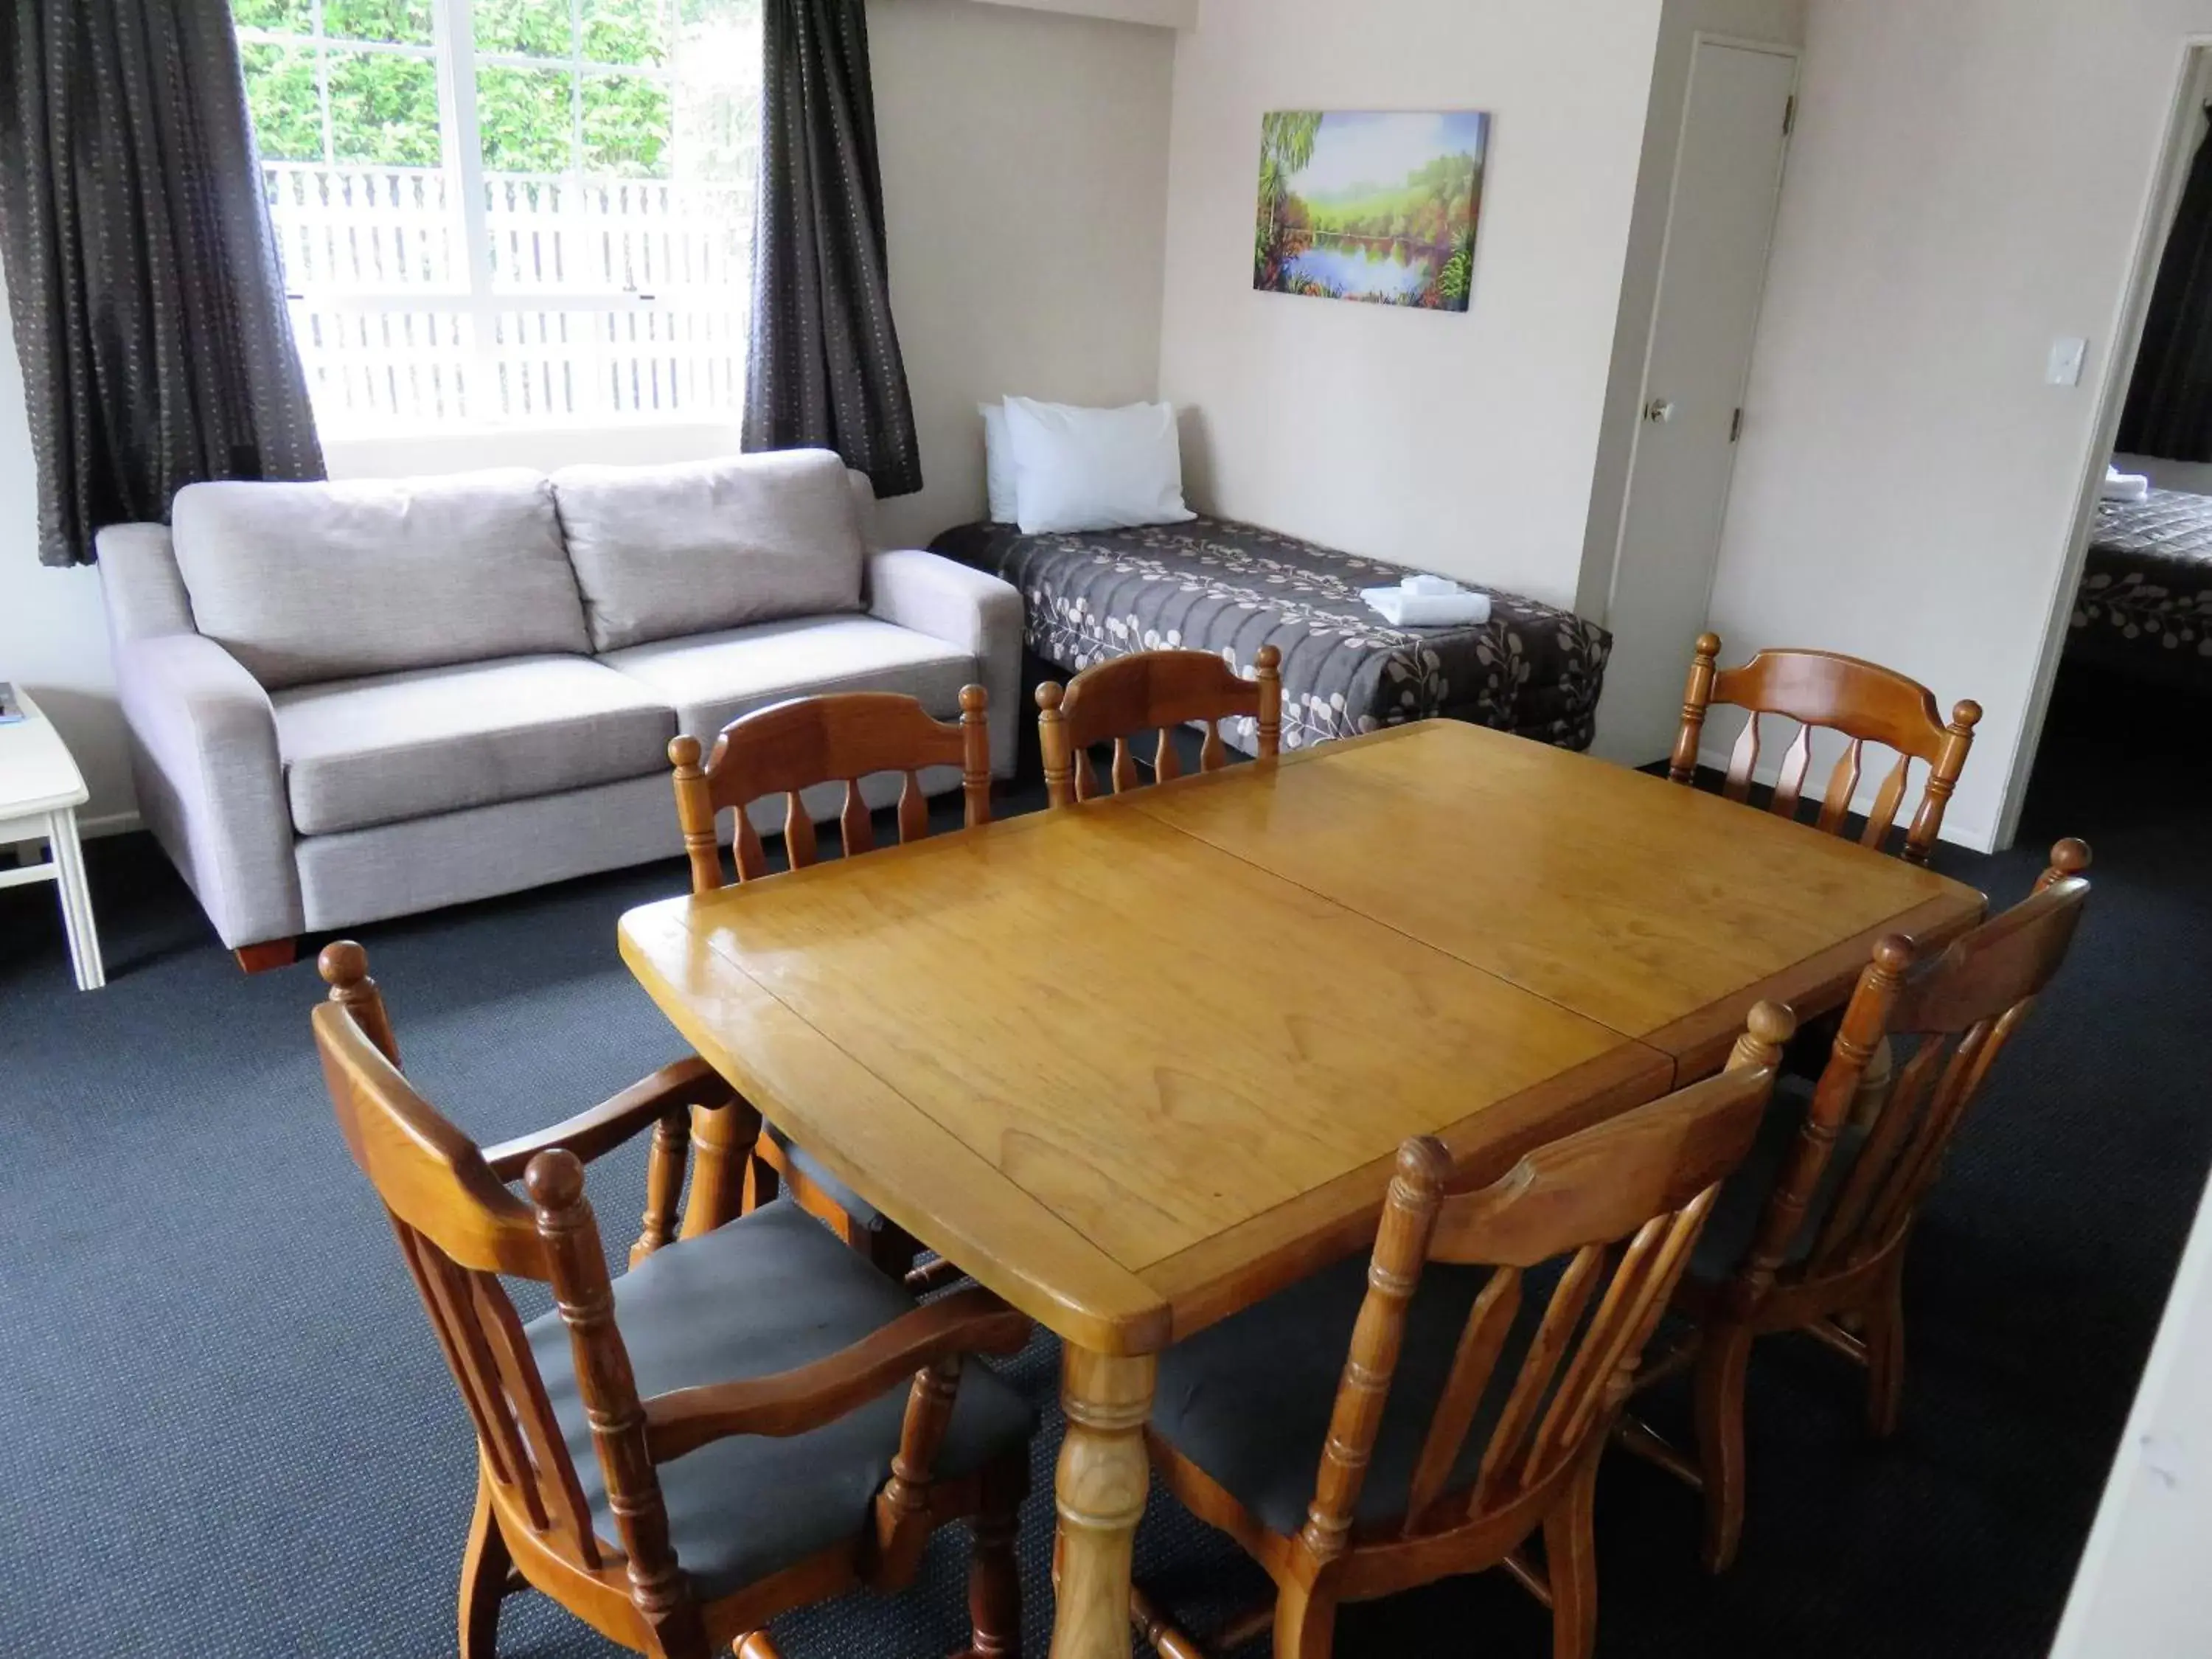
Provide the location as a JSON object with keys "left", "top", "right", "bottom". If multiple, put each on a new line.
{"left": 745, "top": 0, "right": 920, "bottom": 498}
{"left": 2121, "top": 107, "right": 2212, "bottom": 462}
{"left": 0, "top": 0, "right": 322, "bottom": 568}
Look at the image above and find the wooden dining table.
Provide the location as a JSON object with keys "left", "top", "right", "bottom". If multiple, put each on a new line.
{"left": 618, "top": 717, "right": 1985, "bottom": 1659}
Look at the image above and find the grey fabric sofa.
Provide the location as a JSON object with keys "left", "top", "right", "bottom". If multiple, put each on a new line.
{"left": 97, "top": 449, "right": 1022, "bottom": 966}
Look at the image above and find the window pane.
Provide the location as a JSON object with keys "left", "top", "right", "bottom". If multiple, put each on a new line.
{"left": 582, "top": 0, "right": 669, "bottom": 67}
{"left": 322, "top": 0, "right": 433, "bottom": 45}
{"left": 679, "top": 0, "right": 760, "bottom": 26}
{"left": 477, "top": 66, "right": 574, "bottom": 173}
{"left": 582, "top": 75, "right": 670, "bottom": 177}
{"left": 473, "top": 0, "right": 571, "bottom": 58}
{"left": 234, "top": 0, "right": 313, "bottom": 32}
{"left": 240, "top": 42, "right": 323, "bottom": 163}
{"left": 672, "top": 0, "right": 759, "bottom": 181}
{"left": 327, "top": 49, "right": 442, "bottom": 166}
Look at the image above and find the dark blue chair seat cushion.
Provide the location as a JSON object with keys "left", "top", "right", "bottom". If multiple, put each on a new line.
{"left": 525, "top": 1198, "right": 1033, "bottom": 1599}
{"left": 1688, "top": 1079, "right": 1869, "bottom": 1285}
{"left": 1150, "top": 1251, "right": 1554, "bottom": 1538}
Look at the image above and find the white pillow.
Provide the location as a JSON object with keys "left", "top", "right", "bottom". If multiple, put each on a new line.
{"left": 978, "top": 401, "right": 1020, "bottom": 522}
{"left": 1003, "top": 397, "right": 1196, "bottom": 535}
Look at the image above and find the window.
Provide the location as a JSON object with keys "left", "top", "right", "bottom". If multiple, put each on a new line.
{"left": 234, "top": 0, "right": 760, "bottom": 432}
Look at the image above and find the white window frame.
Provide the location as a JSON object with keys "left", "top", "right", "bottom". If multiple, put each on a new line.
{"left": 238, "top": 0, "right": 749, "bottom": 432}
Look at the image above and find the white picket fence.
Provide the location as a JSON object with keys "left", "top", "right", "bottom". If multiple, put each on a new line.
{"left": 262, "top": 161, "right": 753, "bottom": 425}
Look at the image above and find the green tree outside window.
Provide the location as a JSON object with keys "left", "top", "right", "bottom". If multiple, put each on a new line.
{"left": 327, "top": 50, "right": 442, "bottom": 165}
{"left": 240, "top": 42, "right": 321, "bottom": 161}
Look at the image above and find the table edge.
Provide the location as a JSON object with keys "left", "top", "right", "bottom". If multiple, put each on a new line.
{"left": 619, "top": 901, "right": 1177, "bottom": 1356}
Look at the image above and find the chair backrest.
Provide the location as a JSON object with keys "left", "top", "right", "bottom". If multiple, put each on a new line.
{"left": 1667, "top": 633, "right": 1981, "bottom": 865}
{"left": 668, "top": 686, "right": 992, "bottom": 892}
{"left": 1728, "top": 839, "right": 2092, "bottom": 1304}
{"left": 313, "top": 943, "right": 652, "bottom": 1591}
{"left": 1034, "top": 644, "right": 1281, "bottom": 809}
{"left": 1299, "top": 1003, "right": 1795, "bottom": 1554}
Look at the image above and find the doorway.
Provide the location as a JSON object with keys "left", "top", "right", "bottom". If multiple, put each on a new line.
{"left": 1593, "top": 34, "right": 1798, "bottom": 766}
{"left": 2008, "top": 41, "right": 2212, "bottom": 846}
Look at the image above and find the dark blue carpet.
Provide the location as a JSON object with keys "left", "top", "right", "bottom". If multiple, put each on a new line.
{"left": 1, "top": 664, "right": 2202, "bottom": 1658}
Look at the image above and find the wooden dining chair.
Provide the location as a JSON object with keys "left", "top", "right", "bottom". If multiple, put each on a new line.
{"left": 313, "top": 942, "right": 1034, "bottom": 1659}
{"left": 1129, "top": 1003, "right": 1798, "bottom": 1659}
{"left": 1668, "top": 633, "right": 1982, "bottom": 866}
{"left": 1620, "top": 839, "right": 2092, "bottom": 1571}
{"left": 666, "top": 687, "right": 992, "bottom": 1279}
{"left": 1035, "top": 644, "right": 1281, "bottom": 808}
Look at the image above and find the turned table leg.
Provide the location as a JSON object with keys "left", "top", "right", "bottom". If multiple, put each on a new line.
{"left": 1051, "top": 1346, "right": 1155, "bottom": 1659}
{"left": 681, "top": 1102, "right": 751, "bottom": 1239}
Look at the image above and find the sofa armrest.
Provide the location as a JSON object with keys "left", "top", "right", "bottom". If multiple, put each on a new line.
{"left": 95, "top": 522, "right": 197, "bottom": 642}
{"left": 114, "top": 633, "right": 302, "bottom": 949}
{"left": 866, "top": 550, "right": 1023, "bottom": 778}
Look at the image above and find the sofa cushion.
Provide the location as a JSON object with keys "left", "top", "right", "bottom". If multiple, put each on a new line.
{"left": 599, "top": 615, "right": 977, "bottom": 741}
{"left": 552, "top": 449, "right": 866, "bottom": 653}
{"left": 170, "top": 472, "right": 590, "bottom": 690}
{"left": 272, "top": 656, "right": 675, "bottom": 835}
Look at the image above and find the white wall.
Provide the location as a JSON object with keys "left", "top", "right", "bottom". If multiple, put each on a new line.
{"left": 1709, "top": 0, "right": 2212, "bottom": 852}
{"left": 1154, "top": 0, "right": 1669, "bottom": 611}
{"left": 2051, "top": 1166, "right": 2212, "bottom": 1658}
{"left": 868, "top": 0, "right": 1175, "bottom": 549}
{"left": 0, "top": 0, "right": 1178, "bottom": 827}
{"left": 0, "top": 268, "right": 134, "bottom": 832}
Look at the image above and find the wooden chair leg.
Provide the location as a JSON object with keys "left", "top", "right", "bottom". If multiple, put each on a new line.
{"left": 460, "top": 1469, "right": 512, "bottom": 1659}
{"left": 1272, "top": 1579, "right": 1337, "bottom": 1659}
{"left": 1865, "top": 1256, "right": 1909, "bottom": 1439}
{"left": 1543, "top": 1451, "right": 1600, "bottom": 1659}
{"left": 958, "top": 1456, "right": 1025, "bottom": 1659}
{"left": 1129, "top": 1582, "right": 1209, "bottom": 1659}
{"left": 734, "top": 1634, "right": 784, "bottom": 1659}
{"left": 1693, "top": 1323, "right": 1754, "bottom": 1573}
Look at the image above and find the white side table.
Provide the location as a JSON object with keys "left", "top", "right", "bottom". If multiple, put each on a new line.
{"left": 0, "top": 689, "right": 105, "bottom": 990}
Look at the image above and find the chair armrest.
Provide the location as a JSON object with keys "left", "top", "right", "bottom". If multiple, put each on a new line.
{"left": 114, "top": 632, "right": 302, "bottom": 949}
{"left": 640, "top": 1285, "right": 1031, "bottom": 1462}
{"left": 96, "top": 522, "right": 197, "bottom": 642}
{"left": 482, "top": 1057, "right": 741, "bottom": 1180}
{"left": 865, "top": 550, "right": 1023, "bottom": 779}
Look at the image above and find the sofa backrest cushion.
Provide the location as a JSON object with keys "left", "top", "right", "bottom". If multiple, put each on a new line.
{"left": 549, "top": 448, "right": 866, "bottom": 653}
{"left": 170, "top": 471, "right": 589, "bottom": 689}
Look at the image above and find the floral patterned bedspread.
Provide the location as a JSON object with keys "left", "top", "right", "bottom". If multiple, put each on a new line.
{"left": 2072, "top": 490, "right": 2212, "bottom": 689}
{"left": 928, "top": 517, "right": 1612, "bottom": 752}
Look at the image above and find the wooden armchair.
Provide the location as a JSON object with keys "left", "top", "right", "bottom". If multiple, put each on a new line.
{"left": 667, "top": 688, "right": 992, "bottom": 1280}
{"left": 1035, "top": 644, "right": 1281, "bottom": 808}
{"left": 1130, "top": 1004, "right": 1797, "bottom": 1659}
{"left": 1621, "top": 840, "right": 2093, "bottom": 1571}
{"left": 314, "top": 942, "right": 1034, "bottom": 1659}
{"left": 1668, "top": 633, "right": 1981, "bottom": 865}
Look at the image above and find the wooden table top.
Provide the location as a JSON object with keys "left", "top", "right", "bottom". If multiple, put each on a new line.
{"left": 620, "top": 721, "right": 1983, "bottom": 1356}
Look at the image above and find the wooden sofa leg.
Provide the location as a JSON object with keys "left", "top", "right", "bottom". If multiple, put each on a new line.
{"left": 234, "top": 939, "right": 299, "bottom": 973}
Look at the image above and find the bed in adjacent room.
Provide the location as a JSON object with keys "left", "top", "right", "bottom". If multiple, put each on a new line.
{"left": 2071, "top": 486, "right": 2212, "bottom": 692}
{"left": 930, "top": 515, "right": 1612, "bottom": 751}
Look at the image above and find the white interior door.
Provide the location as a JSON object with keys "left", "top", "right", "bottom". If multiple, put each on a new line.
{"left": 1594, "top": 38, "right": 1797, "bottom": 765}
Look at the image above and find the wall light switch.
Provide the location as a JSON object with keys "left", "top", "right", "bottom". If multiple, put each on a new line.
{"left": 2047, "top": 335, "right": 2088, "bottom": 387}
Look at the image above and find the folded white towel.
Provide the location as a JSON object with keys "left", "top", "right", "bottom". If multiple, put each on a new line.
{"left": 1399, "top": 572, "right": 1461, "bottom": 597}
{"left": 2102, "top": 467, "right": 2151, "bottom": 504}
{"left": 1361, "top": 585, "right": 1492, "bottom": 627}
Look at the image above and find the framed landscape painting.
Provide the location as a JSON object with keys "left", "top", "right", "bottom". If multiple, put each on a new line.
{"left": 1253, "top": 109, "right": 1489, "bottom": 311}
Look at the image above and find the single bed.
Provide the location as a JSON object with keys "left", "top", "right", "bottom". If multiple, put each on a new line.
{"left": 928, "top": 515, "right": 1612, "bottom": 752}
{"left": 2071, "top": 487, "right": 2212, "bottom": 692}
